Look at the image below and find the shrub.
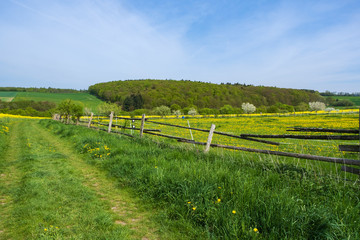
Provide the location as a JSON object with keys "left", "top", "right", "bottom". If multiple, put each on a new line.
{"left": 153, "top": 105, "right": 171, "bottom": 116}
{"left": 309, "top": 102, "right": 326, "bottom": 111}
{"left": 242, "top": 102, "right": 256, "bottom": 114}
{"left": 188, "top": 108, "right": 198, "bottom": 116}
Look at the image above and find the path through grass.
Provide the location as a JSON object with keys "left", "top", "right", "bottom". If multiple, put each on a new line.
{"left": 0, "top": 120, "right": 166, "bottom": 239}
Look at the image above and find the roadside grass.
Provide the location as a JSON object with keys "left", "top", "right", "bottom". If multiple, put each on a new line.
{"left": 42, "top": 120, "right": 360, "bottom": 239}
{"left": 0, "top": 120, "right": 129, "bottom": 239}
{"left": 13, "top": 92, "right": 103, "bottom": 112}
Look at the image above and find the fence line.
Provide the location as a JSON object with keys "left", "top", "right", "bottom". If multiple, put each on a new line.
{"left": 68, "top": 112, "right": 360, "bottom": 171}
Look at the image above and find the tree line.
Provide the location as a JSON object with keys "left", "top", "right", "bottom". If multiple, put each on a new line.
{"left": 88, "top": 79, "right": 324, "bottom": 114}
{"left": 0, "top": 87, "right": 84, "bottom": 93}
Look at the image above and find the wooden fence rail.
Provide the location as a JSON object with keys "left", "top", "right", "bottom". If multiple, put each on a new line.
{"left": 73, "top": 112, "right": 360, "bottom": 174}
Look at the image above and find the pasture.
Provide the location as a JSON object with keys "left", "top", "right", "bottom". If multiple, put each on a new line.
{"left": 0, "top": 91, "right": 104, "bottom": 112}
{"left": 1, "top": 113, "right": 360, "bottom": 239}
{"left": 0, "top": 91, "right": 17, "bottom": 102}
{"left": 330, "top": 95, "right": 360, "bottom": 106}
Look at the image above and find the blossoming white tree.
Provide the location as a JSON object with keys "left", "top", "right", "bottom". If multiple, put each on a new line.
{"left": 188, "top": 108, "right": 198, "bottom": 116}
{"left": 309, "top": 102, "right": 326, "bottom": 111}
{"left": 242, "top": 102, "right": 256, "bottom": 114}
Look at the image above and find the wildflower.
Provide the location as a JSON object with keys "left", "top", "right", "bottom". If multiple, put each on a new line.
{"left": 254, "top": 228, "right": 258, "bottom": 233}
{"left": 155, "top": 166, "right": 158, "bottom": 168}
{"left": 44, "top": 228, "right": 48, "bottom": 231}
{"left": 217, "top": 198, "right": 221, "bottom": 203}
{"left": 232, "top": 210, "right": 236, "bottom": 214}
{"left": 187, "top": 201, "right": 191, "bottom": 204}
{"left": 218, "top": 187, "right": 221, "bottom": 189}
{"left": 192, "top": 207, "right": 196, "bottom": 211}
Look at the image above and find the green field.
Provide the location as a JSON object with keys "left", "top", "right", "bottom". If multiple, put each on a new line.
{"left": 0, "top": 91, "right": 104, "bottom": 112}
{"left": 330, "top": 96, "right": 360, "bottom": 106}
{"left": 0, "top": 92, "right": 17, "bottom": 102}
{"left": 1, "top": 116, "right": 360, "bottom": 239}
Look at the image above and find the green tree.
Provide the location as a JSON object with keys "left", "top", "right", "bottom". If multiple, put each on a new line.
{"left": 57, "top": 99, "right": 83, "bottom": 123}
{"left": 97, "top": 102, "right": 122, "bottom": 116}
{"left": 153, "top": 105, "right": 171, "bottom": 117}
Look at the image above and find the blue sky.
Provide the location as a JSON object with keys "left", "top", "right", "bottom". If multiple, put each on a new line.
{"left": 0, "top": 0, "right": 359, "bottom": 92}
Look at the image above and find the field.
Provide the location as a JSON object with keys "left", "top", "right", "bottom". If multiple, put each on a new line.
{"left": 91, "top": 112, "right": 360, "bottom": 165}
{"left": 0, "top": 91, "right": 104, "bottom": 112}
{"left": 1, "top": 114, "right": 360, "bottom": 239}
{"left": 0, "top": 92, "right": 17, "bottom": 102}
{"left": 330, "top": 96, "right": 360, "bottom": 106}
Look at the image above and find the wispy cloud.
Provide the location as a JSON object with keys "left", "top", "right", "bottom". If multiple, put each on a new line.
{"left": 0, "top": 0, "right": 359, "bottom": 92}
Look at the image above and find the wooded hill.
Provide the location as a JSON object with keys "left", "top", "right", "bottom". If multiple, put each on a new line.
{"left": 89, "top": 80, "right": 323, "bottom": 111}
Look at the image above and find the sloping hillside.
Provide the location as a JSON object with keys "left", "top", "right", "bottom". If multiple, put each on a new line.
{"left": 89, "top": 79, "right": 323, "bottom": 110}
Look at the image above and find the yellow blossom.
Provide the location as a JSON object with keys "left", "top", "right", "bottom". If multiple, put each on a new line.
{"left": 232, "top": 210, "right": 236, "bottom": 214}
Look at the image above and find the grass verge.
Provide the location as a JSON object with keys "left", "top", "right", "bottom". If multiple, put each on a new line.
{"left": 41, "top": 120, "right": 360, "bottom": 239}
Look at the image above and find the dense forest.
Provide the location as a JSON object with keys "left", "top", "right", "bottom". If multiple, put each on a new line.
{"left": 89, "top": 79, "right": 323, "bottom": 112}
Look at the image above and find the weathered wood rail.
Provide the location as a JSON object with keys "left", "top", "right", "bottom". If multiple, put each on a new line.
{"left": 74, "top": 111, "right": 360, "bottom": 175}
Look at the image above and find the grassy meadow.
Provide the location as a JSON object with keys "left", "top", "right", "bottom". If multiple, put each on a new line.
{"left": 1, "top": 113, "right": 360, "bottom": 239}
{"left": 46, "top": 116, "right": 360, "bottom": 239}
{"left": 0, "top": 91, "right": 104, "bottom": 112}
{"left": 330, "top": 96, "right": 360, "bottom": 106}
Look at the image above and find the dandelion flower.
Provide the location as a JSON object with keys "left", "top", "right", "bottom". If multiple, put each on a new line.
{"left": 254, "top": 228, "right": 258, "bottom": 233}
{"left": 192, "top": 207, "right": 196, "bottom": 211}
{"left": 232, "top": 210, "right": 236, "bottom": 214}
{"left": 44, "top": 228, "right": 48, "bottom": 231}
{"left": 217, "top": 198, "right": 221, "bottom": 203}
{"left": 187, "top": 201, "right": 191, "bottom": 204}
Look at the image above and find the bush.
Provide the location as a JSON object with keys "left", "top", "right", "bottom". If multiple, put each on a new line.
{"left": 332, "top": 99, "right": 355, "bottom": 107}
{"left": 153, "top": 105, "right": 171, "bottom": 116}
{"left": 242, "top": 103, "right": 256, "bottom": 114}
{"left": 309, "top": 102, "right": 326, "bottom": 111}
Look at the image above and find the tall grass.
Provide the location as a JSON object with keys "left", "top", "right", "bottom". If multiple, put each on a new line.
{"left": 41, "top": 120, "right": 360, "bottom": 239}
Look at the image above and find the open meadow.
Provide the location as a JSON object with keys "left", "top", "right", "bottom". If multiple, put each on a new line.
{"left": 0, "top": 112, "right": 352, "bottom": 239}
{"left": 0, "top": 91, "right": 104, "bottom": 112}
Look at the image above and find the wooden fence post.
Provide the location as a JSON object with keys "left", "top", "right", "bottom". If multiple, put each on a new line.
{"left": 108, "top": 111, "right": 114, "bottom": 133}
{"left": 88, "top": 112, "right": 93, "bottom": 128}
{"left": 140, "top": 114, "right": 146, "bottom": 137}
{"left": 204, "top": 124, "right": 216, "bottom": 153}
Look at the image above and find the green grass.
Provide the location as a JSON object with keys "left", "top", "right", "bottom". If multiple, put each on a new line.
{"left": 12, "top": 92, "right": 104, "bottom": 112}
{"left": 0, "top": 91, "right": 17, "bottom": 102}
{"left": 41, "top": 120, "right": 360, "bottom": 239}
{"left": 0, "top": 120, "right": 130, "bottom": 239}
{"left": 330, "top": 96, "right": 360, "bottom": 107}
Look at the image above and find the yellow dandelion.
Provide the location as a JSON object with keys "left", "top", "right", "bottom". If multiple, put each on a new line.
{"left": 187, "top": 201, "right": 191, "bottom": 204}
{"left": 192, "top": 207, "right": 196, "bottom": 211}
{"left": 44, "top": 228, "right": 48, "bottom": 231}
{"left": 254, "top": 228, "right": 258, "bottom": 233}
{"left": 232, "top": 210, "right": 236, "bottom": 214}
{"left": 217, "top": 198, "right": 221, "bottom": 203}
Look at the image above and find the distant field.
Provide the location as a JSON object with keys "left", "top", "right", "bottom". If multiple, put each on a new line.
{"left": 0, "top": 91, "right": 104, "bottom": 112}
{"left": 0, "top": 91, "right": 17, "bottom": 102}
{"left": 331, "top": 96, "right": 360, "bottom": 106}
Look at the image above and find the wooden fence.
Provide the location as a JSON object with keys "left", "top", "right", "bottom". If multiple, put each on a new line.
{"left": 72, "top": 111, "right": 360, "bottom": 176}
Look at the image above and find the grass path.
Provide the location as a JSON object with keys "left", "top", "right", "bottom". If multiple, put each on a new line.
{"left": 0, "top": 120, "right": 162, "bottom": 239}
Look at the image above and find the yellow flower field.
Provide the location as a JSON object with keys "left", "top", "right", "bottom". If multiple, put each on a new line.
{"left": 88, "top": 111, "right": 359, "bottom": 162}
{"left": 0, "top": 113, "right": 50, "bottom": 119}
